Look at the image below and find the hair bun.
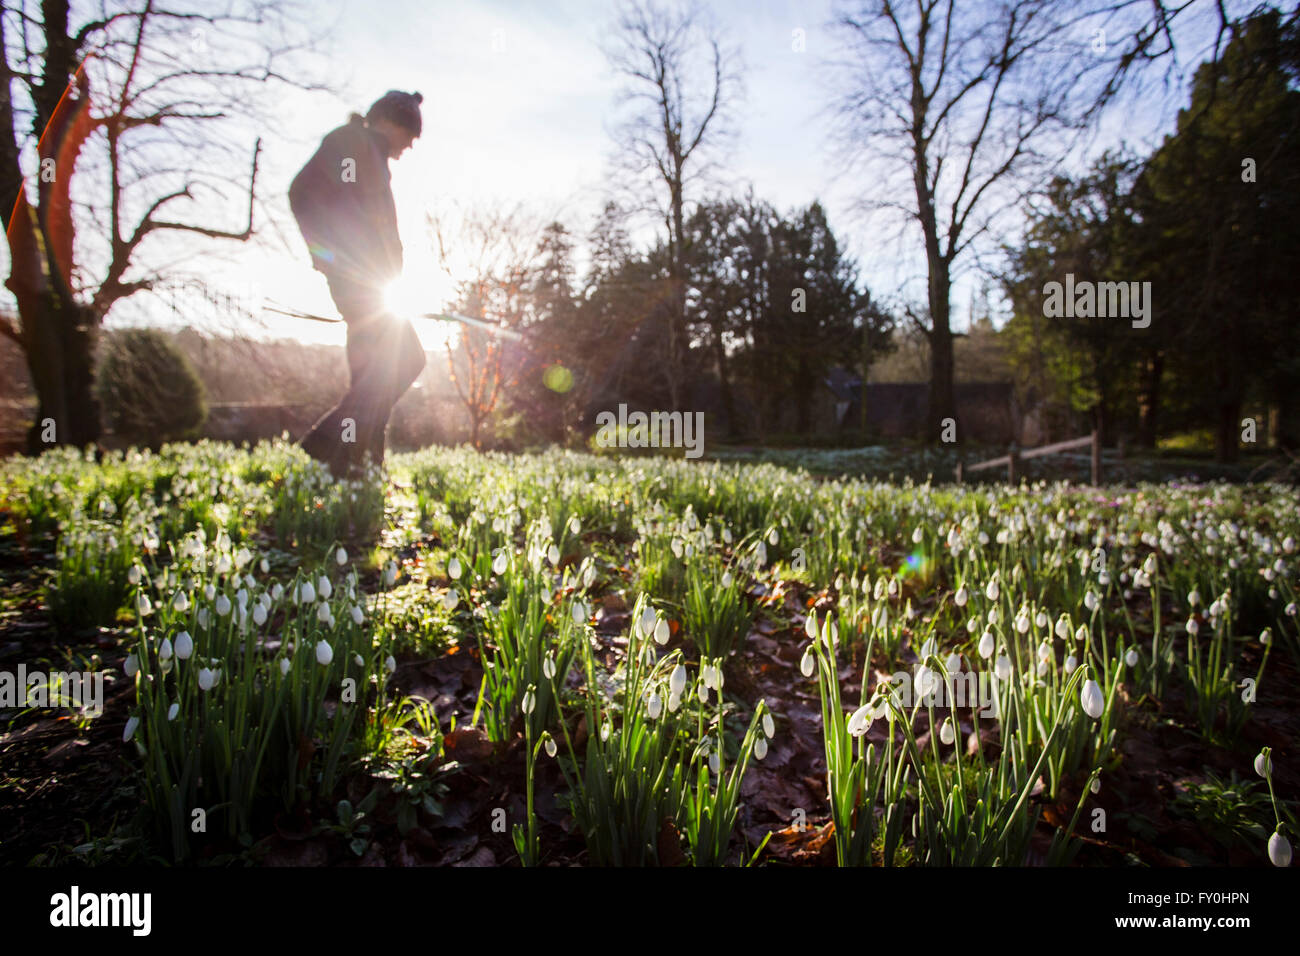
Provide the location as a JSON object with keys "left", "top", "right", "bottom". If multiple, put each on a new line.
{"left": 411, "top": 92, "right": 423, "bottom": 104}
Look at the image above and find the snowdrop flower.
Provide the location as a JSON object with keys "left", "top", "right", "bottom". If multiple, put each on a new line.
{"left": 912, "top": 527, "right": 923, "bottom": 544}
{"left": 159, "top": 637, "right": 173, "bottom": 662}
{"left": 646, "top": 691, "right": 663, "bottom": 719}
{"left": 945, "top": 652, "right": 961, "bottom": 675}
{"left": 315, "top": 577, "right": 331, "bottom": 601}
{"left": 198, "top": 667, "right": 216, "bottom": 691}
{"left": 385, "top": 655, "right": 397, "bottom": 674}
{"left": 353, "top": 653, "right": 364, "bottom": 667}
{"left": 545, "top": 736, "right": 558, "bottom": 758}
{"left": 1081, "top": 679, "right": 1105, "bottom": 719}
{"left": 1035, "top": 610, "right": 1048, "bottom": 628}
{"left": 571, "top": 600, "right": 589, "bottom": 625}
{"left": 1090, "top": 777, "right": 1101, "bottom": 794}
{"left": 1287, "top": 603, "right": 1298, "bottom": 618}
{"left": 543, "top": 655, "right": 557, "bottom": 680}
{"left": 1188, "top": 589, "right": 1201, "bottom": 607}
{"left": 280, "top": 658, "right": 291, "bottom": 676}
{"left": 299, "top": 581, "right": 315, "bottom": 604}
{"left": 1037, "top": 641, "right": 1052, "bottom": 663}
{"left": 447, "top": 556, "right": 462, "bottom": 580}
{"left": 954, "top": 585, "right": 968, "bottom": 607}
{"left": 568, "top": 515, "right": 581, "bottom": 535}
{"left": 316, "top": 602, "right": 333, "bottom": 624}
{"left": 174, "top": 631, "right": 193, "bottom": 660}
{"left": 547, "top": 543, "right": 560, "bottom": 566}
{"left": 754, "top": 736, "right": 768, "bottom": 760}
{"left": 640, "top": 606, "right": 658, "bottom": 637}
{"left": 697, "top": 682, "right": 710, "bottom": 703}
{"left": 978, "top": 631, "right": 995, "bottom": 659}
{"left": 384, "top": 562, "right": 399, "bottom": 586}
{"left": 653, "top": 617, "right": 670, "bottom": 645}
{"left": 800, "top": 646, "right": 815, "bottom": 677}
{"left": 939, "top": 718, "right": 955, "bottom": 746}
{"left": 1260, "top": 628, "right": 1272, "bottom": 646}
{"left": 995, "top": 654, "right": 1012, "bottom": 682}
{"left": 670, "top": 663, "right": 687, "bottom": 698}
{"left": 847, "top": 703, "right": 873, "bottom": 737}
{"left": 128, "top": 566, "right": 142, "bottom": 586}
{"left": 522, "top": 687, "right": 536, "bottom": 715}
{"left": 168, "top": 702, "right": 179, "bottom": 722}
{"left": 721, "top": 570, "right": 733, "bottom": 588}
{"left": 1098, "top": 571, "right": 1111, "bottom": 586}
{"left": 1255, "top": 750, "right": 1272, "bottom": 778}
{"left": 271, "top": 582, "right": 284, "bottom": 602}
{"left": 123, "top": 652, "right": 140, "bottom": 678}
{"left": 709, "top": 751, "right": 720, "bottom": 775}
{"left": 1186, "top": 616, "right": 1200, "bottom": 636}
{"left": 1015, "top": 609, "right": 1030, "bottom": 634}
{"left": 261, "top": 558, "right": 270, "bottom": 574}
{"left": 1084, "top": 590, "right": 1099, "bottom": 612}
{"left": 915, "top": 664, "right": 936, "bottom": 697}
{"left": 335, "top": 547, "right": 347, "bottom": 566}
{"left": 985, "top": 577, "right": 999, "bottom": 601}
{"left": 762, "top": 712, "right": 775, "bottom": 738}
{"left": 920, "top": 636, "right": 936, "bottom": 658}
{"left": 315, "top": 640, "right": 333, "bottom": 666}
{"left": 1125, "top": 648, "right": 1139, "bottom": 668}
{"left": 123, "top": 716, "right": 139, "bottom": 743}
{"left": 137, "top": 594, "right": 153, "bottom": 615}
{"left": 212, "top": 593, "right": 230, "bottom": 617}
{"left": 1269, "top": 831, "right": 1292, "bottom": 867}
{"left": 1064, "top": 653, "right": 1078, "bottom": 674}
{"left": 172, "top": 591, "right": 189, "bottom": 612}
{"left": 1055, "top": 616, "right": 1070, "bottom": 639}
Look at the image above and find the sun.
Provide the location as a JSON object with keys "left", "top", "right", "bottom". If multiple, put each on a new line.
{"left": 383, "top": 271, "right": 456, "bottom": 319}
{"left": 383, "top": 270, "right": 462, "bottom": 351}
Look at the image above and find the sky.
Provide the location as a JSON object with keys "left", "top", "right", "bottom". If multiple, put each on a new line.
{"left": 5, "top": 0, "right": 1230, "bottom": 351}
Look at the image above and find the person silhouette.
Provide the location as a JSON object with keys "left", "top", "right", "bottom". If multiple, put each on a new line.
{"left": 289, "top": 90, "right": 426, "bottom": 476}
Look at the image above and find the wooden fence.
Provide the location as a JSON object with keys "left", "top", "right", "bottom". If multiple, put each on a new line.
{"left": 956, "top": 430, "right": 1101, "bottom": 484}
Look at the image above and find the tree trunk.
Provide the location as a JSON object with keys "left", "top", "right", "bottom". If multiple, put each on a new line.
{"left": 713, "top": 331, "right": 736, "bottom": 436}
{"left": 925, "top": 259, "right": 955, "bottom": 443}
{"left": 1215, "top": 397, "right": 1241, "bottom": 463}
{"left": 1136, "top": 352, "right": 1163, "bottom": 448}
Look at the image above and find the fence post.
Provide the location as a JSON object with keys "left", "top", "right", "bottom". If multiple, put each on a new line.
{"left": 1091, "top": 428, "right": 1101, "bottom": 485}
{"left": 1007, "top": 444, "right": 1018, "bottom": 484}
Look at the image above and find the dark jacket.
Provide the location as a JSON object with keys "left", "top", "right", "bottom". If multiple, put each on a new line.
{"left": 288, "top": 116, "right": 403, "bottom": 287}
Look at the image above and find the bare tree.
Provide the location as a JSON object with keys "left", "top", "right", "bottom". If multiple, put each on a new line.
{"left": 432, "top": 202, "right": 548, "bottom": 450}
{"left": 0, "top": 0, "right": 327, "bottom": 451}
{"left": 603, "top": 0, "right": 742, "bottom": 409}
{"left": 827, "top": 0, "right": 1245, "bottom": 443}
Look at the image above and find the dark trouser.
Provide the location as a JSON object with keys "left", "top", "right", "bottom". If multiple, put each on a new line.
{"left": 300, "top": 275, "right": 425, "bottom": 474}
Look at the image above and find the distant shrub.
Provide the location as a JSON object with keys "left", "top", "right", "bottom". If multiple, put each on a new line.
{"left": 95, "top": 328, "right": 208, "bottom": 449}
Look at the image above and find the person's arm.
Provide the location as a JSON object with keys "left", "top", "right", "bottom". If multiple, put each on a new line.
{"left": 352, "top": 132, "right": 404, "bottom": 282}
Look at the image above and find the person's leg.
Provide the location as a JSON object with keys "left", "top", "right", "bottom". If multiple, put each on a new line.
{"left": 301, "top": 275, "right": 386, "bottom": 474}
{"left": 355, "top": 316, "right": 425, "bottom": 468}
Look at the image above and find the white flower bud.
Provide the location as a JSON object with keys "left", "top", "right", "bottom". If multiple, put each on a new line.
{"left": 315, "top": 640, "right": 333, "bottom": 666}
{"left": 123, "top": 716, "right": 139, "bottom": 742}
{"left": 1269, "top": 831, "right": 1291, "bottom": 867}
{"left": 1081, "top": 679, "right": 1105, "bottom": 719}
